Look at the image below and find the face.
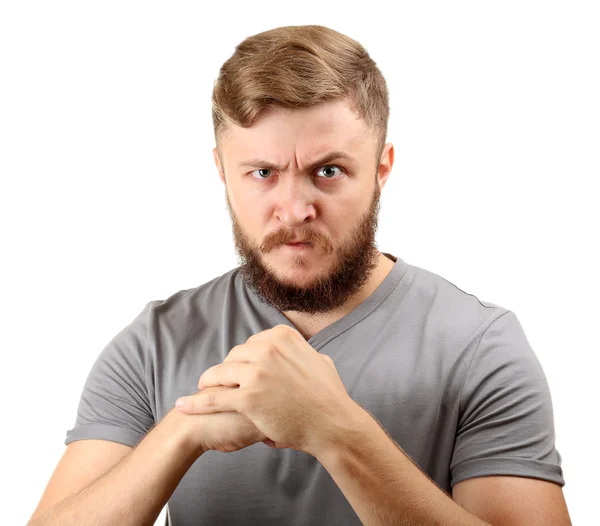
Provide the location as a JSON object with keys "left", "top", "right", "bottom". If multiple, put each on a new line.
{"left": 213, "top": 97, "right": 393, "bottom": 314}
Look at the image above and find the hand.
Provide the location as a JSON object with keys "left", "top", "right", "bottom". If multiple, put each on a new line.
{"left": 176, "top": 384, "right": 269, "bottom": 453}
{"left": 175, "top": 325, "right": 359, "bottom": 457}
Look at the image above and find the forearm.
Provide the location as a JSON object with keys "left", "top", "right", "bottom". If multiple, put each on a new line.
{"left": 28, "top": 409, "right": 203, "bottom": 526}
{"left": 316, "top": 406, "right": 490, "bottom": 526}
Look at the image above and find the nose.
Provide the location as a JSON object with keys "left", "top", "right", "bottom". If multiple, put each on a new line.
{"left": 273, "top": 176, "right": 317, "bottom": 228}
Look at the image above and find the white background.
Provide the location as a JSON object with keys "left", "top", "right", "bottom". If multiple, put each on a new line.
{"left": 1, "top": 1, "right": 597, "bottom": 524}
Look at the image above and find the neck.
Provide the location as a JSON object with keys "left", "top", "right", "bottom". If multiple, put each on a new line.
{"left": 281, "top": 252, "right": 395, "bottom": 340}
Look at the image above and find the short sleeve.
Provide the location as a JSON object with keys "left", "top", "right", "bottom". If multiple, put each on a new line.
{"left": 450, "top": 310, "right": 565, "bottom": 488}
{"left": 64, "top": 301, "right": 157, "bottom": 448}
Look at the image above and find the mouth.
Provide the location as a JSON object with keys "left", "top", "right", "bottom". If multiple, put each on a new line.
{"left": 282, "top": 242, "right": 313, "bottom": 250}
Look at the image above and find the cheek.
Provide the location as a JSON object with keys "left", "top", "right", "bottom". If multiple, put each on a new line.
{"left": 327, "top": 197, "right": 358, "bottom": 225}
{"left": 318, "top": 204, "right": 352, "bottom": 240}
{"left": 238, "top": 204, "right": 271, "bottom": 239}
{"left": 230, "top": 189, "right": 260, "bottom": 220}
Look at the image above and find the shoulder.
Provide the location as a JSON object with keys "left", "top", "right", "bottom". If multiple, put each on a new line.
{"left": 146, "top": 266, "right": 243, "bottom": 323}
{"left": 403, "top": 260, "right": 509, "bottom": 340}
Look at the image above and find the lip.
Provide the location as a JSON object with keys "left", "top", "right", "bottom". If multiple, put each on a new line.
{"left": 282, "top": 242, "right": 312, "bottom": 250}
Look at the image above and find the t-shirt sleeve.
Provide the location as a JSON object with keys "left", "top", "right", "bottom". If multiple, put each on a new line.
{"left": 64, "top": 301, "right": 157, "bottom": 448}
{"left": 450, "top": 310, "right": 565, "bottom": 488}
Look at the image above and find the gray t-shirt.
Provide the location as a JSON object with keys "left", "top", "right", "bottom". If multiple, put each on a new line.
{"left": 65, "top": 253, "right": 565, "bottom": 525}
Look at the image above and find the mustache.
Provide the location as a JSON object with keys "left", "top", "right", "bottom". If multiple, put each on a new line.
{"left": 260, "top": 228, "right": 333, "bottom": 253}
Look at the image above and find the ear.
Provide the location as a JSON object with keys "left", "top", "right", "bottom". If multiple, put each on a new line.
{"left": 376, "top": 142, "right": 394, "bottom": 191}
{"left": 213, "top": 147, "right": 226, "bottom": 184}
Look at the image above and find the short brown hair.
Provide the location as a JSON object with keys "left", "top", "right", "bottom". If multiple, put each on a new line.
{"left": 212, "top": 25, "right": 390, "bottom": 167}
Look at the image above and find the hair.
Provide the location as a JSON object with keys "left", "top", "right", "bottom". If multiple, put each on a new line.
{"left": 212, "top": 25, "right": 390, "bottom": 169}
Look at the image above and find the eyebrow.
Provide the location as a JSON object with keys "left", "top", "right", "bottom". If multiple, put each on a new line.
{"left": 237, "top": 150, "right": 356, "bottom": 170}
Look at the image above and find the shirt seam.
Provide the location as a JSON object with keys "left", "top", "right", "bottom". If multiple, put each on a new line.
{"left": 456, "top": 309, "right": 513, "bottom": 411}
{"left": 247, "top": 258, "right": 409, "bottom": 350}
{"left": 313, "top": 259, "right": 409, "bottom": 350}
{"left": 142, "top": 301, "right": 160, "bottom": 422}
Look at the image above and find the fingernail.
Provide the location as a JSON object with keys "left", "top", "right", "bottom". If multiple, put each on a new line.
{"left": 176, "top": 399, "right": 184, "bottom": 408}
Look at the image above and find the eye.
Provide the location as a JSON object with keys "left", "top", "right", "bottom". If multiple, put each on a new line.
{"left": 249, "top": 165, "right": 345, "bottom": 181}
{"left": 315, "top": 165, "right": 344, "bottom": 179}
{"left": 250, "top": 168, "right": 273, "bottom": 179}
{"left": 250, "top": 164, "right": 344, "bottom": 181}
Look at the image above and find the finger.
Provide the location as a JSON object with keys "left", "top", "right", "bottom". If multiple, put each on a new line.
{"left": 221, "top": 343, "right": 253, "bottom": 364}
{"left": 175, "top": 387, "right": 242, "bottom": 414}
{"left": 222, "top": 340, "right": 266, "bottom": 364}
{"left": 245, "top": 326, "right": 278, "bottom": 344}
{"left": 198, "top": 362, "right": 259, "bottom": 390}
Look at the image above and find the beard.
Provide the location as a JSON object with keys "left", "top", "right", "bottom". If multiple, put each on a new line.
{"left": 225, "top": 181, "right": 382, "bottom": 315}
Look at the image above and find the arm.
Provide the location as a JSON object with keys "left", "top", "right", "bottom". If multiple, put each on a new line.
{"left": 315, "top": 309, "right": 573, "bottom": 526}
{"left": 28, "top": 408, "right": 204, "bottom": 526}
{"left": 316, "top": 405, "right": 490, "bottom": 526}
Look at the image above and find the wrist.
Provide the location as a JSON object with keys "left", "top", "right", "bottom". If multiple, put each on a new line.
{"left": 164, "top": 407, "right": 207, "bottom": 459}
{"left": 313, "top": 400, "right": 372, "bottom": 462}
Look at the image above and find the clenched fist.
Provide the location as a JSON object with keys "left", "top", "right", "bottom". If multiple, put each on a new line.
{"left": 186, "top": 384, "right": 271, "bottom": 453}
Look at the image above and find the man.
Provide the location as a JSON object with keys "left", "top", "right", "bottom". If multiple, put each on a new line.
{"left": 29, "top": 25, "right": 571, "bottom": 526}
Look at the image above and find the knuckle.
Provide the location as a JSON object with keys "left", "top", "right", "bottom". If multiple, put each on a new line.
{"left": 206, "top": 390, "right": 217, "bottom": 406}
{"left": 246, "top": 333, "right": 260, "bottom": 343}
{"left": 262, "top": 342, "right": 278, "bottom": 358}
{"left": 228, "top": 343, "right": 244, "bottom": 357}
{"left": 250, "top": 365, "right": 266, "bottom": 384}
{"left": 279, "top": 324, "right": 297, "bottom": 338}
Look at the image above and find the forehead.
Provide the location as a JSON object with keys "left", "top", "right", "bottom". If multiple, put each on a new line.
{"left": 220, "top": 98, "right": 373, "bottom": 165}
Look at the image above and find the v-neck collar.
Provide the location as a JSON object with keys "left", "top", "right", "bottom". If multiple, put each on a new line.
{"left": 241, "top": 253, "right": 408, "bottom": 351}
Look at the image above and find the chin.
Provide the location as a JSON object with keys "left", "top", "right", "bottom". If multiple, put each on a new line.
{"left": 269, "top": 257, "right": 329, "bottom": 285}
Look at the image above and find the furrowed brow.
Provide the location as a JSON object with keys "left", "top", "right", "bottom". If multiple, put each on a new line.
{"left": 237, "top": 151, "right": 355, "bottom": 170}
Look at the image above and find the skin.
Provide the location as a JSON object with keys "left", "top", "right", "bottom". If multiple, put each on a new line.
{"left": 212, "top": 96, "right": 395, "bottom": 339}
{"left": 175, "top": 97, "right": 573, "bottom": 525}
{"left": 181, "top": 96, "right": 398, "bottom": 455}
